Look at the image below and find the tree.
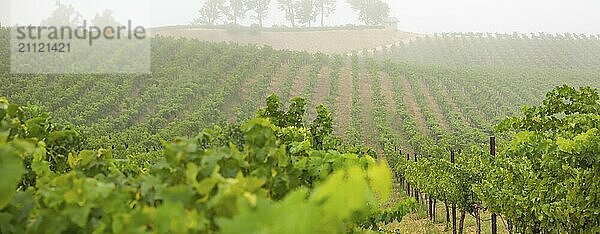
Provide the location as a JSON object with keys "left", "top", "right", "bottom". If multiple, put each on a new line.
{"left": 277, "top": 0, "right": 298, "bottom": 27}
{"left": 91, "top": 10, "right": 121, "bottom": 28}
{"left": 296, "top": 0, "right": 316, "bottom": 27}
{"left": 346, "top": 0, "right": 389, "bottom": 26}
{"left": 41, "top": 1, "right": 82, "bottom": 27}
{"left": 313, "top": 0, "right": 336, "bottom": 27}
{"left": 196, "top": 0, "right": 227, "bottom": 25}
{"left": 246, "top": 0, "right": 271, "bottom": 27}
{"left": 224, "top": 0, "right": 248, "bottom": 25}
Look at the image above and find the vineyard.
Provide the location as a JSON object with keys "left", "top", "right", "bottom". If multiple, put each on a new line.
{"left": 2, "top": 24, "right": 600, "bottom": 233}
{"left": 375, "top": 32, "right": 600, "bottom": 69}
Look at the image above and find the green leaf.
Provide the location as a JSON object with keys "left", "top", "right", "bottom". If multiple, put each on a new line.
{"left": 556, "top": 137, "right": 575, "bottom": 153}
{"left": 368, "top": 161, "right": 392, "bottom": 205}
{"left": 0, "top": 145, "right": 24, "bottom": 209}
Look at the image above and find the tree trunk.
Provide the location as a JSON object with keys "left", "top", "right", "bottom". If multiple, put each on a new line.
{"left": 429, "top": 197, "right": 434, "bottom": 221}
{"left": 445, "top": 201, "right": 450, "bottom": 223}
{"left": 290, "top": 3, "right": 295, "bottom": 27}
{"left": 459, "top": 210, "right": 466, "bottom": 234}
{"left": 424, "top": 195, "right": 428, "bottom": 216}
{"left": 474, "top": 205, "right": 481, "bottom": 234}
{"left": 320, "top": 4, "right": 324, "bottom": 27}
{"left": 433, "top": 199, "right": 437, "bottom": 223}
{"left": 233, "top": 12, "right": 238, "bottom": 25}
{"left": 257, "top": 2, "right": 263, "bottom": 27}
{"left": 452, "top": 204, "right": 457, "bottom": 234}
{"left": 491, "top": 213, "right": 497, "bottom": 234}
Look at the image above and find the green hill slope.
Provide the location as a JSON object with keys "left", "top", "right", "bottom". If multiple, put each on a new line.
{"left": 374, "top": 32, "right": 600, "bottom": 69}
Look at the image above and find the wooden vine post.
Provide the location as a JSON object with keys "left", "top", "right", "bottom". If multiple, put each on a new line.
{"left": 429, "top": 196, "right": 433, "bottom": 221}
{"left": 414, "top": 154, "right": 419, "bottom": 203}
{"left": 398, "top": 147, "right": 403, "bottom": 185}
{"left": 490, "top": 136, "right": 497, "bottom": 234}
{"left": 451, "top": 150, "right": 457, "bottom": 234}
{"left": 406, "top": 153, "right": 410, "bottom": 195}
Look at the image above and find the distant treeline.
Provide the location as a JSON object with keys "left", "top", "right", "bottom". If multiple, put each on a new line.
{"left": 195, "top": 0, "right": 392, "bottom": 28}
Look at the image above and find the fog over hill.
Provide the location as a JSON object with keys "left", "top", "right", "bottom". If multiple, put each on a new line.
{"left": 2, "top": 0, "right": 599, "bottom": 34}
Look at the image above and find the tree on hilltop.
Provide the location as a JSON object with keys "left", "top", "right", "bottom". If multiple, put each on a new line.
{"left": 224, "top": 0, "right": 249, "bottom": 25}
{"left": 314, "top": 0, "right": 336, "bottom": 27}
{"left": 277, "top": 0, "right": 299, "bottom": 27}
{"left": 41, "top": 1, "right": 82, "bottom": 27}
{"left": 196, "top": 0, "right": 227, "bottom": 25}
{"left": 296, "top": 0, "right": 317, "bottom": 27}
{"left": 346, "top": 0, "right": 389, "bottom": 26}
{"left": 91, "top": 9, "right": 121, "bottom": 28}
{"left": 246, "top": 0, "right": 271, "bottom": 27}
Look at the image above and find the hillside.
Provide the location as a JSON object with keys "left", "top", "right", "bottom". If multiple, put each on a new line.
{"left": 151, "top": 26, "right": 418, "bottom": 54}
{"left": 2, "top": 27, "right": 600, "bottom": 233}
{"left": 374, "top": 32, "right": 600, "bottom": 69}
{"left": 3, "top": 31, "right": 599, "bottom": 157}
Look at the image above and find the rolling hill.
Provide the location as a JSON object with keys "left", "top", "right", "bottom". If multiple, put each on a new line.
{"left": 151, "top": 25, "right": 418, "bottom": 54}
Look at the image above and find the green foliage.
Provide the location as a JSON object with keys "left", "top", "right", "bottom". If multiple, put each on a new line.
{"left": 285, "top": 97, "right": 307, "bottom": 128}
{"left": 310, "top": 104, "right": 333, "bottom": 150}
{"left": 259, "top": 94, "right": 286, "bottom": 127}
{"left": 378, "top": 33, "right": 600, "bottom": 69}
{"left": 497, "top": 85, "right": 600, "bottom": 135}
{"left": 258, "top": 94, "right": 309, "bottom": 129}
{"left": 398, "top": 154, "right": 478, "bottom": 212}
{"left": 0, "top": 140, "right": 25, "bottom": 210}
{"left": 0, "top": 96, "right": 414, "bottom": 233}
{"left": 260, "top": 95, "right": 335, "bottom": 151}
{"left": 476, "top": 86, "right": 600, "bottom": 232}
{"left": 0, "top": 97, "right": 82, "bottom": 188}
{"left": 219, "top": 164, "right": 407, "bottom": 234}
{"left": 392, "top": 85, "right": 600, "bottom": 233}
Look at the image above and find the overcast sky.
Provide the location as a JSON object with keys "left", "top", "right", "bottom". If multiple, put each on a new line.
{"left": 2, "top": 0, "right": 599, "bottom": 34}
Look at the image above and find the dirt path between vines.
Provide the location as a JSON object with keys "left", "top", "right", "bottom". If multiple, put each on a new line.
{"left": 380, "top": 72, "right": 411, "bottom": 153}
{"left": 358, "top": 68, "right": 378, "bottom": 150}
{"left": 308, "top": 66, "right": 331, "bottom": 121}
{"left": 289, "top": 65, "right": 311, "bottom": 101}
{"left": 223, "top": 65, "right": 268, "bottom": 122}
{"left": 414, "top": 78, "right": 450, "bottom": 130}
{"left": 267, "top": 63, "right": 290, "bottom": 97}
{"left": 333, "top": 66, "right": 353, "bottom": 137}
{"left": 453, "top": 86, "right": 491, "bottom": 128}
{"left": 434, "top": 83, "right": 475, "bottom": 130}
{"left": 397, "top": 75, "right": 430, "bottom": 135}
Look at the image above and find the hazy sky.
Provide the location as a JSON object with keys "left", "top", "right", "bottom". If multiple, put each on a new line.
{"left": 2, "top": 0, "right": 599, "bottom": 34}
